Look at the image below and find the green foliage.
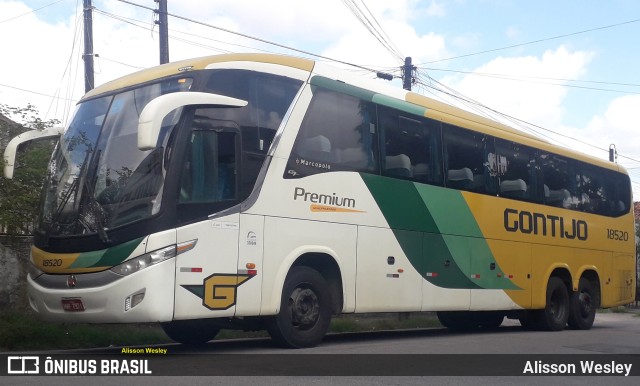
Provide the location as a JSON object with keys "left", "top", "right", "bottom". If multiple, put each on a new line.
{"left": 0, "top": 311, "right": 170, "bottom": 351}
{"left": 0, "top": 104, "right": 59, "bottom": 235}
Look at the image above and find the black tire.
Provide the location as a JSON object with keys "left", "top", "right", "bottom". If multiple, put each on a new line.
{"left": 533, "top": 276, "right": 570, "bottom": 331}
{"left": 436, "top": 311, "right": 479, "bottom": 331}
{"left": 161, "top": 319, "right": 220, "bottom": 345}
{"left": 518, "top": 310, "right": 537, "bottom": 330}
{"left": 266, "top": 266, "right": 332, "bottom": 348}
{"left": 568, "top": 277, "right": 597, "bottom": 330}
{"left": 476, "top": 311, "right": 504, "bottom": 330}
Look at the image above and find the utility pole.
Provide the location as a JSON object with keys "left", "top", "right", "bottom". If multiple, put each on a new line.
{"left": 83, "top": 0, "right": 94, "bottom": 92}
{"left": 155, "top": 0, "right": 169, "bottom": 64}
{"left": 402, "top": 56, "right": 415, "bottom": 91}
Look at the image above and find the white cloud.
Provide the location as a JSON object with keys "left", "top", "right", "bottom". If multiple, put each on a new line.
{"left": 584, "top": 94, "right": 640, "bottom": 158}
{"left": 442, "top": 46, "right": 594, "bottom": 129}
{"left": 0, "top": 1, "right": 78, "bottom": 121}
{"left": 424, "top": 0, "right": 447, "bottom": 18}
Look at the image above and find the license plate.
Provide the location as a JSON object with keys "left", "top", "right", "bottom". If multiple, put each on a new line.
{"left": 61, "top": 298, "right": 85, "bottom": 312}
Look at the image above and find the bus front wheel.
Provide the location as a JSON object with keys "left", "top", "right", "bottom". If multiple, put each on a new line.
{"left": 161, "top": 319, "right": 220, "bottom": 345}
{"left": 534, "top": 276, "right": 569, "bottom": 331}
{"left": 266, "top": 266, "right": 332, "bottom": 348}
{"left": 568, "top": 277, "right": 597, "bottom": 330}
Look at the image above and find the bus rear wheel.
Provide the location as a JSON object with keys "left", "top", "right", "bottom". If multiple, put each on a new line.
{"left": 568, "top": 277, "right": 597, "bottom": 330}
{"left": 266, "top": 266, "right": 332, "bottom": 348}
{"left": 534, "top": 276, "right": 569, "bottom": 331}
{"left": 161, "top": 319, "right": 220, "bottom": 345}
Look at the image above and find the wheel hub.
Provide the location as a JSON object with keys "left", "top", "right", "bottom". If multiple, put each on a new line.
{"left": 289, "top": 287, "right": 320, "bottom": 329}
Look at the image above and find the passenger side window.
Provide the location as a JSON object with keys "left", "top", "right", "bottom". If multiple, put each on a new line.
{"left": 379, "top": 107, "right": 443, "bottom": 185}
{"left": 287, "top": 87, "right": 378, "bottom": 178}
{"left": 539, "top": 153, "right": 580, "bottom": 209}
{"left": 579, "top": 165, "right": 630, "bottom": 216}
{"left": 443, "top": 124, "right": 496, "bottom": 194}
{"left": 496, "top": 140, "right": 542, "bottom": 202}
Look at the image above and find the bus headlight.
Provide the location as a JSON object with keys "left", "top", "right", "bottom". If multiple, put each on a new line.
{"left": 110, "top": 245, "right": 176, "bottom": 276}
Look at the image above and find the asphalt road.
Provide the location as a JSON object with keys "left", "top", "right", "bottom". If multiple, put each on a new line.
{"left": 4, "top": 312, "right": 640, "bottom": 385}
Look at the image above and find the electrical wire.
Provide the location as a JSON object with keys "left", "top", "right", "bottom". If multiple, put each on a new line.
{"left": 115, "top": 0, "right": 380, "bottom": 74}
{"left": 0, "top": 82, "right": 77, "bottom": 101}
{"left": 0, "top": 0, "right": 66, "bottom": 24}
{"left": 415, "top": 72, "right": 640, "bottom": 167}
{"left": 340, "top": 0, "right": 404, "bottom": 63}
{"left": 418, "top": 18, "right": 640, "bottom": 65}
{"left": 422, "top": 67, "right": 640, "bottom": 95}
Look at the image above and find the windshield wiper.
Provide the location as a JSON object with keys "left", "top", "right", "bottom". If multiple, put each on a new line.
{"left": 77, "top": 149, "right": 111, "bottom": 243}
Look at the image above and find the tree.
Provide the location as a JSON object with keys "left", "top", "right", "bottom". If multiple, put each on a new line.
{"left": 0, "top": 104, "right": 58, "bottom": 235}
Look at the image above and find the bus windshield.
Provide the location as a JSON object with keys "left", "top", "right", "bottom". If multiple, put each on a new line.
{"left": 40, "top": 78, "right": 193, "bottom": 238}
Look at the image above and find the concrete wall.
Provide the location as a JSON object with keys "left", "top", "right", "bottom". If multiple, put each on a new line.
{"left": 0, "top": 236, "right": 32, "bottom": 310}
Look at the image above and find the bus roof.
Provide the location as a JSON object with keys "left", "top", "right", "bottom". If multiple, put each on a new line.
{"left": 81, "top": 53, "right": 315, "bottom": 101}
{"left": 80, "top": 53, "right": 624, "bottom": 174}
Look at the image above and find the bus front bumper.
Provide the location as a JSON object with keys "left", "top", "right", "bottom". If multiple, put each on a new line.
{"left": 26, "top": 259, "right": 175, "bottom": 323}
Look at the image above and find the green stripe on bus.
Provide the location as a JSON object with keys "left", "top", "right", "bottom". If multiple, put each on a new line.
{"left": 361, "top": 174, "right": 519, "bottom": 290}
{"left": 85, "top": 237, "right": 145, "bottom": 268}
{"left": 68, "top": 250, "right": 107, "bottom": 269}
{"left": 310, "top": 76, "right": 376, "bottom": 101}
{"left": 372, "top": 94, "right": 426, "bottom": 117}
{"left": 361, "top": 174, "right": 477, "bottom": 289}
{"left": 309, "top": 76, "right": 427, "bottom": 117}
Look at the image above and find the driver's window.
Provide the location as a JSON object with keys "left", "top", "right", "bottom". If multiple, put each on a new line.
{"left": 179, "top": 130, "right": 237, "bottom": 203}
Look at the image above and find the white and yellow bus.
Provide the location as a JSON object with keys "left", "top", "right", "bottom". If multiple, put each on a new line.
{"left": 4, "top": 53, "right": 635, "bottom": 348}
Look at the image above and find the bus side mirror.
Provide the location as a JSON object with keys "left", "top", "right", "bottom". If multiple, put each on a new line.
{"left": 3, "top": 127, "right": 64, "bottom": 179}
{"left": 137, "top": 92, "right": 248, "bottom": 150}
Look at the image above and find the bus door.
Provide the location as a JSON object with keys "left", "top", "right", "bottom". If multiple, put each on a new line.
{"left": 173, "top": 119, "right": 244, "bottom": 319}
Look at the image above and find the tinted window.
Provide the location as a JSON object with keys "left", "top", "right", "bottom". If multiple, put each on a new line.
{"left": 496, "top": 139, "right": 542, "bottom": 202}
{"left": 287, "top": 87, "right": 378, "bottom": 178}
{"left": 379, "top": 107, "right": 443, "bottom": 185}
{"left": 540, "top": 153, "right": 580, "bottom": 209}
{"left": 578, "top": 164, "right": 630, "bottom": 216}
{"left": 204, "top": 69, "right": 303, "bottom": 154}
{"left": 443, "top": 124, "right": 496, "bottom": 194}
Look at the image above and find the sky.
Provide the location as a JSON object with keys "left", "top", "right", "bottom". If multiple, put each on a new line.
{"left": 1, "top": 0, "right": 639, "bottom": 195}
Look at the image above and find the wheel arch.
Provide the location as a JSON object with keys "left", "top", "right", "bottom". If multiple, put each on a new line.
{"left": 291, "top": 252, "right": 344, "bottom": 315}
{"left": 576, "top": 268, "right": 602, "bottom": 308}
{"left": 533, "top": 265, "right": 572, "bottom": 309}
{"left": 265, "top": 246, "right": 345, "bottom": 315}
{"left": 549, "top": 267, "right": 572, "bottom": 292}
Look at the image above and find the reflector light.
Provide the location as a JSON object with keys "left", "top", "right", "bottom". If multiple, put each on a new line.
{"left": 125, "top": 291, "right": 145, "bottom": 311}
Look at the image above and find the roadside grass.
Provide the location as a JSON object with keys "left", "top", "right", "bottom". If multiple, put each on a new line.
{"left": 0, "top": 311, "right": 441, "bottom": 351}
{"left": 0, "top": 311, "right": 170, "bottom": 351}
{"left": 5, "top": 306, "right": 637, "bottom": 351}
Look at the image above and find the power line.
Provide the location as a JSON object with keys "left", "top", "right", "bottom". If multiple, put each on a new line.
{"left": 115, "top": 0, "right": 379, "bottom": 74}
{"left": 419, "top": 18, "right": 640, "bottom": 65}
{"left": 422, "top": 67, "right": 640, "bottom": 94}
{"left": 340, "top": 0, "right": 403, "bottom": 63}
{"left": 94, "top": 8, "right": 274, "bottom": 56}
{"left": 414, "top": 73, "right": 640, "bottom": 165}
{"left": 0, "top": 82, "right": 77, "bottom": 101}
{"left": 97, "top": 55, "right": 146, "bottom": 70}
{"left": 0, "top": 0, "right": 66, "bottom": 24}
